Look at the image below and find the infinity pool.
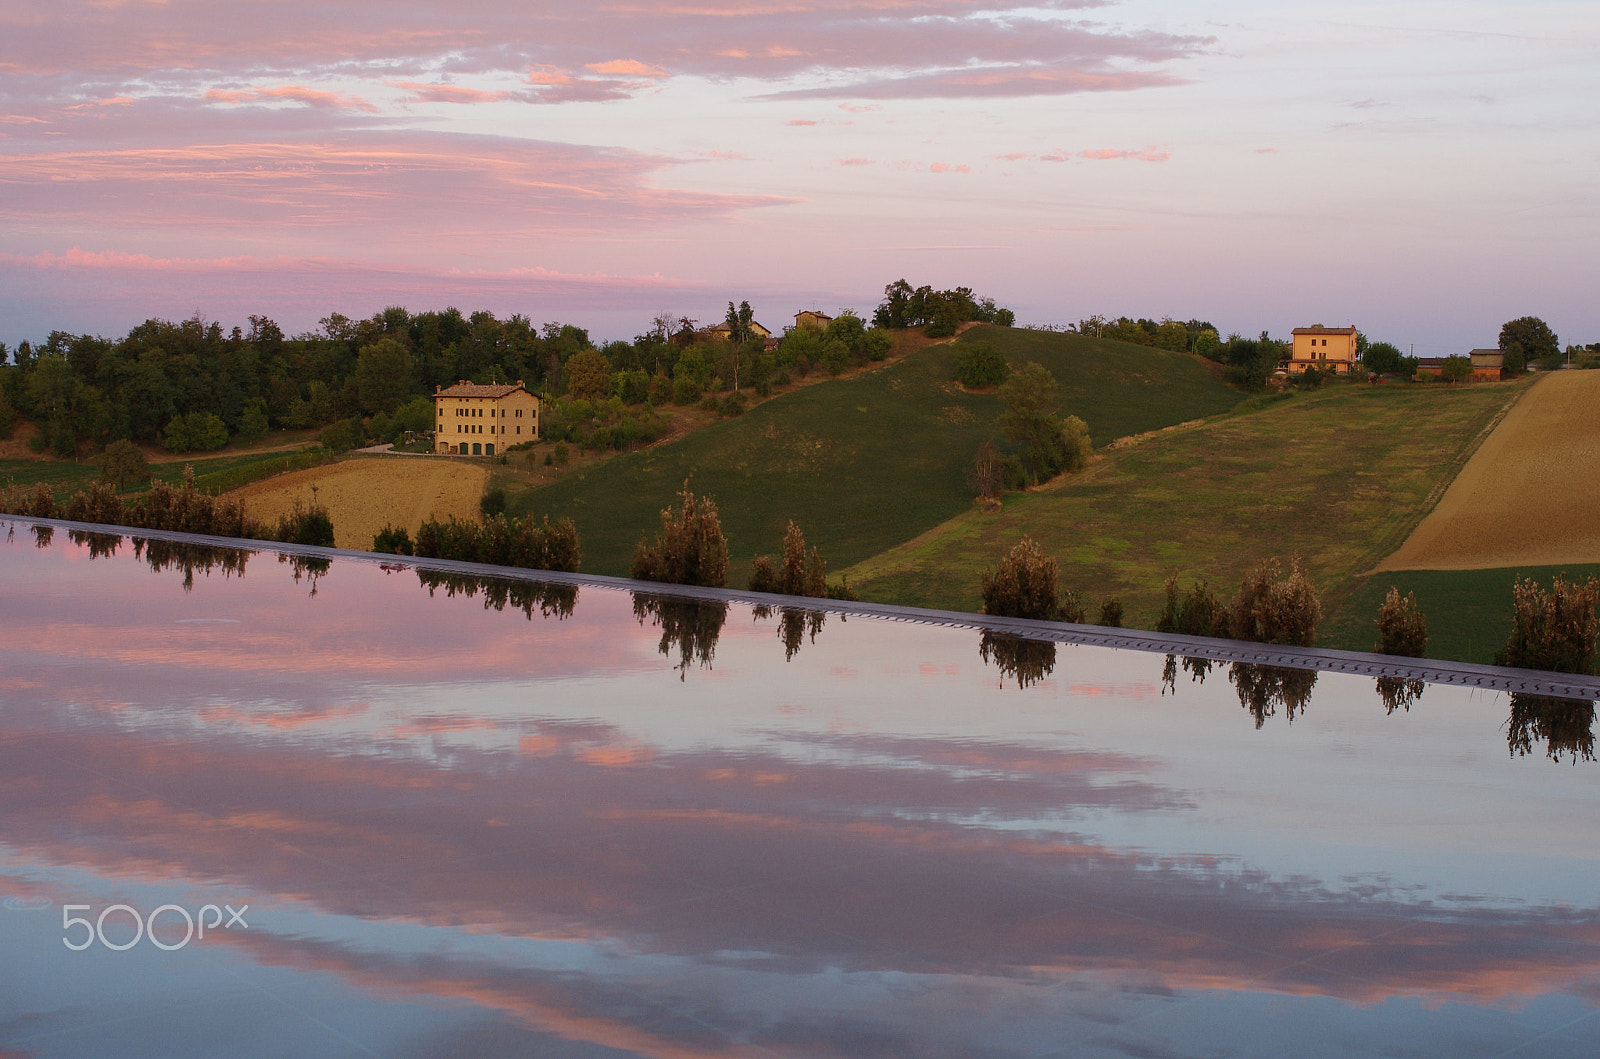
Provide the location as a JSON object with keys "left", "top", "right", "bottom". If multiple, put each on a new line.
{"left": 2, "top": 521, "right": 1598, "bottom": 1057}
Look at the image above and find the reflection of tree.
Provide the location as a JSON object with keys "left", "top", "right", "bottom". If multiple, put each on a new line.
{"left": 279, "top": 552, "right": 330, "bottom": 596}
{"left": 1377, "top": 676, "right": 1426, "bottom": 715}
{"left": 634, "top": 593, "right": 728, "bottom": 678}
{"left": 1160, "top": 654, "right": 1215, "bottom": 695}
{"left": 979, "top": 632, "right": 1056, "bottom": 689}
{"left": 1230, "top": 663, "right": 1317, "bottom": 728}
{"left": 1508, "top": 694, "right": 1596, "bottom": 764}
{"left": 68, "top": 529, "right": 122, "bottom": 558}
{"left": 134, "top": 536, "right": 252, "bottom": 590}
{"left": 752, "top": 603, "right": 828, "bottom": 661}
{"left": 417, "top": 569, "right": 578, "bottom": 620}
{"left": 32, "top": 524, "right": 53, "bottom": 548}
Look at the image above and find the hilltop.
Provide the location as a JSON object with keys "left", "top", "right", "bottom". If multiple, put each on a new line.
{"left": 510, "top": 325, "right": 1246, "bottom": 581}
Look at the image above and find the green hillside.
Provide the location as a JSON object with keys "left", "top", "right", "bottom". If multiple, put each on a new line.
{"left": 1323, "top": 563, "right": 1600, "bottom": 665}
{"left": 511, "top": 325, "right": 1246, "bottom": 580}
{"left": 843, "top": 380, "right": 1527, "bottom": 647}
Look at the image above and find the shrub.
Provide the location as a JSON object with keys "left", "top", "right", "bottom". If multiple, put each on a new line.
{"left": 479, "top": 487, "right": 507, "bottom": 518}
{"left": 64, "top": 482, "right": 123, "bottom": 526}
{"left": 1098, "top": 599, "right": 1124, "bottom": 627}
{"left": 1157, "top": 578, "right": 1227, "bottom": 638}
{"left": 274, "top": 499, "right": 335, "bottom": 547}
{"left": 1228, "top": 557, "right": 1322, "bottom": 647}
{"left": 954, "top": 342, "right": 1010, "bottom": 389}
{"left": 747, "top": 555, "right": 779, "bottom": 594}
{"left": 631, "top": 486, "right": 729, "bottom": 587}
{"left": 1375, "top": 587, "right": 1428, "bottom": 657}
{"left": 1495, "top": 575, "right": 1599, "bottom": 674}
{"left": 99, "top": 439, "right": 150, "bottom": 492}
{"left": 971, "top": 439, "right": 1004, "bottom": 501}
{"left": 163, "top": 412, "right": 230, "bottom": 453}
{"left": 980, "top": 537, "right": 1060, "bottom": 620}
{"left": 718, "top": 391, "right": 747, "bottom": 417}
{"left": 1059, "top": 589, "right": 1086, "bottom": 625}
{"left": 373, "top": 525, "right": 414, "bottom": 555}
{"left": 553, "top": 441, "right": 570, "bottom": 467}
{"left": 318, "top": 418, "right": 359, "bottom": 453}
{"left": 673, "top": 376, "right": 703, "bottom": 405}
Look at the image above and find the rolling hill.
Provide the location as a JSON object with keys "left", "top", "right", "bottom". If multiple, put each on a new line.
{"left": 510, "top": 325, "right": 1247, "bottom": 581}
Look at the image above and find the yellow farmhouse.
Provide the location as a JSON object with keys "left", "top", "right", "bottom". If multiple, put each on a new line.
{"left": 1289, "top": 325, "right": 1359, "bottom": 374}
{"left": 433, "top": 381, "right": 541, "bottom": 456}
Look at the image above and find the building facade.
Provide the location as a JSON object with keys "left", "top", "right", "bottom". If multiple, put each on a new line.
{"left": 433, "top": 381, "right": 541, "bottom": 456}
{"left": 1289, "top": 325, "right": 1359, "bottom": 374}
{"left": 794, "top": 310, "right": 833, "bottom": 331}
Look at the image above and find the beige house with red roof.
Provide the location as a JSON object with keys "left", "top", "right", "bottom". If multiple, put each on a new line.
{"left": 433, "top": 381, "right": 541, "bottom": 455}
{"left": 1289, "top": 325, "right": 1359, "bottom": 374}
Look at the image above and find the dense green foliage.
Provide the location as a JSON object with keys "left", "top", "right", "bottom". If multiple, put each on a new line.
{"left": 954, "top": 342, "right": 1010, "bottom": 389}
{"left": 1495, "top": 575, "right": 1599, "bottom": 674}
{"left": 1499, "top": 316, "right": 1560, "bottom": 374}
{"left": 981, "top": 537, "right": 1063, "bottom": 620}
{"left": 514, "top": 325, "right": 1245, "bottom": 581}
{"left": 413, "top": 513, "right": 581, "bottom": 572}
{"left": 873, "top": 280, "right": 1015, "bottom": 335}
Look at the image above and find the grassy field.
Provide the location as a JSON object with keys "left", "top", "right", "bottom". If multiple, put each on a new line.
{"left": 843, "top": 379, "right": 1529, "bottom": 641}
{"left": 511, "top": 325, "right": 1246, "bottom": 581}
{"left": 0, "top": 445, "right": 323, "bottom": 502}
{"left": 1323, "top": 563, "right": 1600, "bottom": 664}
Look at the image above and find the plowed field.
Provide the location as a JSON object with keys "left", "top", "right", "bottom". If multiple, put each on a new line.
{"left": 232, "top": 457, "right": 488, "bottom": 550}
{"left": 1377, "top": 371, "right": 1600, "bottom": 571}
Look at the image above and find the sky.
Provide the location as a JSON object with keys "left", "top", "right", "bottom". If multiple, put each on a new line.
{"left": 1, "top": 0, "right": 1596, "bottom": 354}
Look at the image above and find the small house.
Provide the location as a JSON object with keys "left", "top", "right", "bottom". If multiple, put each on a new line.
{"left": 794, "top": 310, "right": 833, "bottom": 331}
{"left": 1468, "top": 349, "right": 1504, "bottom": 381}
{"left": 433, "top": 381, "right": 541, "bottom": 456}
{"left": 1289, "top": 325, "right": 1359, "bottom": 375}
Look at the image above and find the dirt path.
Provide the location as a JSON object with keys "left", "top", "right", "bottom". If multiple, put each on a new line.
{"left": 1376, "top": 371, "right": 1600, "bottom": 571}
{"left": 231, "top": 457, "right": 489, "bottom": 550}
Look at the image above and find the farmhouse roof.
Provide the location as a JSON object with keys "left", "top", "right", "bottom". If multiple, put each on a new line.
{"left": 1292, "top": 325, "right": 1358, "bottom": 336}
{"left": 1467, "top": 348, "right": 1502, "bottom": 358}
{"left": 434, "top": 381, "right": 527, "bottom": 398}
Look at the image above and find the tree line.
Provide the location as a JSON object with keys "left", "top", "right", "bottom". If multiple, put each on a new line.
{"left": 0, "top": 280, "right": 1014, "bottom": 460}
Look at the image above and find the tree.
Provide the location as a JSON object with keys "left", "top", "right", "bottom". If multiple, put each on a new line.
{"left": 1228, "top": 557, "right": 1322, "bottom": 647}
{"left": 631, "top": 485, "right": 729, "bottom": 587}
{"left": 98, "top": 439, "right": 150, "bottom": 492}
{"left": 1440, "top": 355, "right": 1473, "bottom": 382}
{"left": 1363, "top": 341, "right": 1404, "bottom": 375}
{"left": 998, "top": 362, "right": 1089, "bottom": 484}
{"left": 163, "top": 411, "right": 229, "bottom": 453}
{"left": 971, "top": 439, "right": 1004, "bottom": 500}
{"left": 1495, "top": 575, "right": 1598, "bottom": 674}
{"left": 981, "top": 537, "right": 1061, "bottom": 620}
{"left": 564, "top": 347, "right": 612, "bottom": 402}
{"left": 955, "top": 342, "right": 1010, "bottom": 388}
{"left": 354, "top": 336, "right": 414, "bottom": 414}
{"left": 1375, "top": 587, "right": 1427, "bottom": 656}
{"left": 1499, "top": 316, "right": 1559, "bottom": 376}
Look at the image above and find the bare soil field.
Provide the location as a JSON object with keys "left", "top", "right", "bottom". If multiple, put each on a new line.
{"left": 232, "top": 456, "right": 489, "bottom": 550}
{"left": 1377, "top": 371, "right": 1600, "bottom": 571}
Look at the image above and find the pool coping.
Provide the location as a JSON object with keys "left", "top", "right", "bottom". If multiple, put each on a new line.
{"left": 14, "top": 516, "right": 1600, "bottom": 702}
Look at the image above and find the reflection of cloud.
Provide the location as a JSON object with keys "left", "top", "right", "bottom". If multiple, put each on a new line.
{"left": 387, "top": 80, "right": 512, "bottom": 104}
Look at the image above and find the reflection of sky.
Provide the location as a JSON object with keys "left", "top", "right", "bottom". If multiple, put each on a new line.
{"left": 3, "top": 527, "right": 1600, "bottom": 1056}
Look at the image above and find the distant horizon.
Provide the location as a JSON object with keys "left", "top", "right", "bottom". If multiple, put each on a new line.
{"left": 4, "top": 1, "right": 1595, "bottom": 356}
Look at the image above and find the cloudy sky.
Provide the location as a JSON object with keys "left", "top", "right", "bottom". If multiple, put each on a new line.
{"left": 1, "top": 0, "right": 1595, "bottom": 352}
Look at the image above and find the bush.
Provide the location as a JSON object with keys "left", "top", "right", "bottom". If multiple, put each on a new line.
{"left": 1228, "top": 557, "right": 1322, "bottom": 647}
{"left": 631, "top": 486, "right": 729, "bottom": 587}
{"left": 412, "top": 513, "right": 580, "bottom": 572}
{"left": 318, "top": 418, "right": 360, "bottom": 453}
{"left": 747, "top": 555, "right": 779, "bottom": 594}
{"left": 373, "top": 525, "right": 414, "bottom": 555}
{"left": 955, "top": 343, "right": 1010, "bottom": 388}
{"left": 980, "top": 537, "right": 1060, "bottom": 620}
{"left": 673, "top": 376, "right": 703, "bottom": 405}
{"left": 1098, "top": 599, "right": 1124, "bottom": 627}
{"left": 718, "top": 391, "right": 747, "bottom": 417}
{"left": 273, "top": 499, "right": 335, "bottom": 547}
{"left": 480, "top": 487, "right": 507, "bottom": 518}
{"left": 971, "top": 439, "right": 1004, "bottom": 501}
{"left": 163, "top": 412, "right": 229, "bottom": 453}
{"left": 1495, "top": 575, "right": 1598, "bottom": 674}
{"left": 1157, "top": 578, "right": 1228, "bottom": 637}
{"left": 1375, "top": 587, "right": 1428, "bottom": 657}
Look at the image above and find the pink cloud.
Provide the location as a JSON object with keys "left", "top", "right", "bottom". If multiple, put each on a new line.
{"left": 1039, "top": 150, "right": 1071, "bottom": 162}
{"left": 584, "top": 59, "right": 667, "bottom": 78}
{"left": 0, "top": 115, "right": 49, "bottom": 125}
{"left": 786, "top": 119, "right": 818, "bottom": 126}
{"left": 1080, "top": 146, "right": 1170, "bottom": 162}
{"left": 928, "top": 162, "right": 970, "bottom": 174}
{"left": 838, "top": 103, "right": 880, "bottom": 112}
{"left": 838, "top": 157, "right": 871, "bottom": 166}
{"left": 993, "top": 152, "right": 1027, "bottom": 161}
{"left": 388, "top": 81, "right": 511, "bottom": 104}
{"left": 1255, "top": 147, "right": 1279, "bottom": 154}
{"left": 2, "top": 0, "right": 1207, "bottom": 104}
{"left": 203, "top": 84, "right": 376, "bottom": 112}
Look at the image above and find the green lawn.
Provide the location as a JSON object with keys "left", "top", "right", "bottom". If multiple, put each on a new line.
{"left": 844, "top": 379, "right": 1529, "bottom": 642}
{"left": 1323, "top": 564, "right": 1600, "bottom": 664}
{"left": 511, "top": 326, "right": 1247, "bottom": 580}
